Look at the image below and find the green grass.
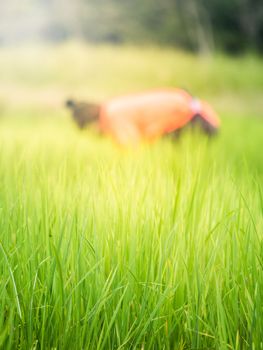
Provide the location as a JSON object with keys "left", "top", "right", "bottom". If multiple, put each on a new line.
{"left": 0, "top": 44, "right": 262, "bottom": 349}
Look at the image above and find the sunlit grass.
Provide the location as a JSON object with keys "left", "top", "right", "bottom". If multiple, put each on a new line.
{"left": 0, "top": 114, "right": 262, "bottom": 349}
{"left": 0, "top": 44, "right": 262, "bottom": 349}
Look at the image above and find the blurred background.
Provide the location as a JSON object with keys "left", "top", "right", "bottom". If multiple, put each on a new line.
{"left": 1, "top": 0, "right": 263, "bottom": 53}
{"left": 0, "top": 0, "right": 262, "bottom": 122}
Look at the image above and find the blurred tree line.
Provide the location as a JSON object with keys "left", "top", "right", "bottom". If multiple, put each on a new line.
{"left": 79, "top": 0, "right": 263, "bottom": 54}
{"left": 1, "top": 0, "right": 263, "bottom": 54}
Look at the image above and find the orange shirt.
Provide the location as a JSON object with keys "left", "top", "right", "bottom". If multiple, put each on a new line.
{"left": 100, "top": 89, "right": 220, "bottom": 145}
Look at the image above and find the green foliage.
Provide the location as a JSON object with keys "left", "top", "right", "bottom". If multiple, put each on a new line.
{"left": 77, "top": 0, "right": 263, "bottom": 53}
{"left": 1, "top": 0, "right": 263, "bottom": 53}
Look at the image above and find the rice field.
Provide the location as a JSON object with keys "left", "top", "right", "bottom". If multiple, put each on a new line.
{"left": 0, "top": 43, "right": 262, "bottom": 349}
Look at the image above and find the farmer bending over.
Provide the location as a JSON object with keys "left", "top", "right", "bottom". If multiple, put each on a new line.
{"left": 66, "top": 89, "right": 220, "bottom": 145}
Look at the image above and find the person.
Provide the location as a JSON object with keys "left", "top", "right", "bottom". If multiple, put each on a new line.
{"left": 66, "top": 89, "right": 220, "bottom": 145}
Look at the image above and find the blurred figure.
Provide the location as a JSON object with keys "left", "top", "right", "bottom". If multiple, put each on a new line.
{"left": 66, "top": 89, "right": 220, "bottom": 145}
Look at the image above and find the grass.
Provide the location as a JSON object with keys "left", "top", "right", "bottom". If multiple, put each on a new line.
{"left": 0, "top": 43, "right": 262, "bottom": 349}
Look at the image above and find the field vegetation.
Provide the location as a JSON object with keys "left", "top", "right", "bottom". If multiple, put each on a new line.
{"left": 0, "top": 44, "right": 262, "bottom": 349}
